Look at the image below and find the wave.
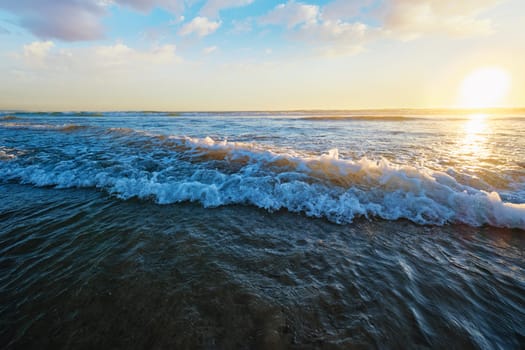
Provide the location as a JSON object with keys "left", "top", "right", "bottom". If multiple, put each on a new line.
{"left": 60, "top": 124, "right": 90, "bottom": 132}
{"left": 0, "top": 115, "right": 23, "bottom": 121}
{"left": 3, "top": 109, "right": 525, "bottom": 121}
{"left": 0, "top": 147, "right": 18, "bottom": 160}
{"left": 0, "top": 122, "right": 61, "bottom": 130}
{"left": 301, "top": 115, "right": 525, "bottom": 122}
{"left": 1, "top": 129, "right": 523, "bottom": 230}
{"left": 0, "top": 122, "right": 90, "bottom": 131}
{"left": 299, "top": 116, "right": 419, "bottom": 121}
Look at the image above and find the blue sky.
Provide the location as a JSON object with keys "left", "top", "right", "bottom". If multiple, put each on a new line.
{"left": 0, "top": 0, "right": 524, "bottom": 110}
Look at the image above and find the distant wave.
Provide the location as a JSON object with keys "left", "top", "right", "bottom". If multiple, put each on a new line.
{"left": 60, "top": 124, "right": 90, "bottom": 132}
{"left": 0, "top": 115, "right": 23, "bottom": 121}
{"left": 300, "top": 116, "right": 419, "bottom": 121}
{"left": 3, "top": 109, "right": 525, "bottom": 120}
{"left": 1, "top": 124, "right": 524, "bottom": 230}
{"left": 300, "top": 114, "right": 525, "bottom": 122}
{"left": 51, "top": 112, "right": 104, "bottom": 117}
{"left": 0, "top": 122, "right": 90, "bottom": 131}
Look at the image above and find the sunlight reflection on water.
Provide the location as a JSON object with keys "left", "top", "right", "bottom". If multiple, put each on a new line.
{"left": 458, "top": 113, "right": 491, "bottom": 162}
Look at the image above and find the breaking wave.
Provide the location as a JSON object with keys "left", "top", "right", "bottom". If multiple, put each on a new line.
{"left": 0, "top": 123, "right": 523, "bottom": 230}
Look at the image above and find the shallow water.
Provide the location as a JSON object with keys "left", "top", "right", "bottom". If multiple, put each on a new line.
{"left": 1, "top": 110, "right": 525, "bottom": 348}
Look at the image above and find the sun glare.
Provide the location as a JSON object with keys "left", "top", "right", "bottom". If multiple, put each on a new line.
{"left": 459, "top": 67, "right": 510, "bottom": 108}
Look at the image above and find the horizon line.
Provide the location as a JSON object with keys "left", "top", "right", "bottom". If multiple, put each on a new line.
{"left": 2, "top": 107, "right": 525, "bottom": 114}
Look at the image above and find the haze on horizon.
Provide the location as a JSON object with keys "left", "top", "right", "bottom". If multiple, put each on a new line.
{"left": 0, "top": 0, "right": 524, "bottom": 111}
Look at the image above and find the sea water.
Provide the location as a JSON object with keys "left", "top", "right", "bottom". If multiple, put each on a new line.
{"left": 1, "top": 110, "right": 524, "bottom": 348}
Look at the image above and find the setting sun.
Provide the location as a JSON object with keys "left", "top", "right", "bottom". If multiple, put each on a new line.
{"left": 459, "top": 67, "right": 511, "bottom": 108}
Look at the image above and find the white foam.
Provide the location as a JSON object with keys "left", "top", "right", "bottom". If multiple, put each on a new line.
{"left": 0, "top": 122, "right": 86, "bottom": 131}
{"left": 1, "top": 135, "right": 524, "bottom": 230}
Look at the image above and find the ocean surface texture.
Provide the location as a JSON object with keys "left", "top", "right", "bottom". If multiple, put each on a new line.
{"left": 1, "top": 110, "right": 524, "bottom": 348}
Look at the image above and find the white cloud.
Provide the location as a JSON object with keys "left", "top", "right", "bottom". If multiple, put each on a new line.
{"left": 260, "top": 1, "right": 319, "bottom": 28}
{"left": 24, "top": 41, "right": 54, "bottom": 59}
{"left": 179, "top": 16, "right": 221, "bottom": 37}
{"left": 94, "top": 43, "right": 180, "bottom": 67}
{"left": 203, "top": 46, "right": 218, "bottom": 54}
{"left": 292, "top": 20, "right": 372, "bottom": 56}
{"left": 261, "top": 0, "right": 502, "bottom": 39}
{"left": 377, "top": 0, "right": 500, "bottom": 40}
{"left": 15, "top": 41, "right": 180, "bottom": 74}
{"left": 259, "top": 1, "right": 371, "bottom": 56}
{"left": 304, "top": 20, "right": 369, "bottom": 41}
{"left": 258, "top": 0, "right": 502, "bottom": 56}
{"left": 200, "top": 0, "right": 253, "bottom": 18}
{"left": 15, "top": 41, "right": 81, "bottom": 72}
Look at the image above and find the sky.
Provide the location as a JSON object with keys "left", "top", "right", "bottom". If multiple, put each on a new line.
{"left": 0, "top": 0, "right": 523, "bottom": 111}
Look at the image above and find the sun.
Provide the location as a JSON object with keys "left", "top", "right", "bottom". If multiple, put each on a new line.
{"left": 459, "top": 67, "right": 510, "bottom": 108}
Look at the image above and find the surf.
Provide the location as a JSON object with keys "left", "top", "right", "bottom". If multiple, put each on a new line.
{"left": 0, "top": 122, "right": 523, "bottom": 229}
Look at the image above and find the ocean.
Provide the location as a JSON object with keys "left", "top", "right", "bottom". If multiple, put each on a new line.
{"left": 1, "top": 109, "right": 524, "bottom": 348}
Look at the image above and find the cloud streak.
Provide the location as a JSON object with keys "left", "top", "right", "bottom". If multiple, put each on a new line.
{"left": 17, "top": 40, "right": 180, "bottom": 74}
{"left": 94, "top": 43, "right": 180, "bottom": 67}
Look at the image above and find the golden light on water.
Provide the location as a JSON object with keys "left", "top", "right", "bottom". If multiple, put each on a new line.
{"left": 464, "top": 113, "right": 488, "bottom": 135}
{"left": 459, "top": 67, "right": 510, "bottom": 108}
{"left": 459, "top": 113, "right": 490, "bottom": 161}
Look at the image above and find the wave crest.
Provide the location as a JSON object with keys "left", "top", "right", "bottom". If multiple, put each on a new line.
{"left": 1, "top": 132, "right": 524, "bottom": 230}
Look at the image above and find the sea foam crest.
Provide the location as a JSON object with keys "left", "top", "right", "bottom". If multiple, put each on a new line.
{"left": 167, "top": 136, "right": 525, "bottom": 229}
{"left": 1, "top": 133, "right": 524, "bottom": 229}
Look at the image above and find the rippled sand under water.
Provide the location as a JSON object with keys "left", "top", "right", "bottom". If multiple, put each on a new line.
{"left": 1, "top": 184, "right": 524, "bottom": 349}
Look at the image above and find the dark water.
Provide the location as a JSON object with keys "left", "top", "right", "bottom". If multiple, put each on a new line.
{"left": 1, "top": 110, "right": 525, "bottom": 348}
{"left": 1, "top": 183, "right": 524, "bottom": 348}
